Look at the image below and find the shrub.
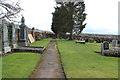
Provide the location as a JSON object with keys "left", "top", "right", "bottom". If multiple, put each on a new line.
{"left": 88, "top": 38, "right": 94, "bottom": 43}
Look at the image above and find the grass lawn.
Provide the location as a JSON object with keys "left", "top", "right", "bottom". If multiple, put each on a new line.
{"left": 57, "top": 39, "right": 118, "bottom": 78}
{"left": 29, "top": 38, "right": 52, "bottom": 47}
{"left": 0, "top": 58, "right": 1, "bottom": 79}
{"left": 2, "top": 53, "right": 40, "bottom": 78}
{"left": 2, "top": 38, "right": 52, "bottom": 78}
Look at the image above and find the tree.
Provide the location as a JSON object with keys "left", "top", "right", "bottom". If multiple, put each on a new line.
{"left": 51, "top": 5, "right": 69, "bottom": 38}
{"left": 0, "top": 0, "right": 22, "bottom": 21}
{"left": 73, "top": 2, "right": 87, "bottom": 35}
{"left": 51, "top": 1, "right": 87, "bottom": 40}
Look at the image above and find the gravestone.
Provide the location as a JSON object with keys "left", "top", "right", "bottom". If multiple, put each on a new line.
{"left": 101, "top": 41, "right": 109, "bottom": 55}
{"left": 103, "top": 41, "right": 109, "bottom": 50}
{"left": 28, "top": 34, "right": 35, "bottom": 43}
{"left": 11, "top": 23, "right": 17, "bottom": 48}
{"left": 112, "top": 40, "right": 118, "bottom": 47}
{"left": 18, "top": 16, "right": 28, "bottom": 46}
{"left": 2, "top": 19, "right": 11, "bottom": 53}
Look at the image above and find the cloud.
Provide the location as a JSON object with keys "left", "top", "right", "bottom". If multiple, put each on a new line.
{"left": 19, "top": 0, "right": 119, "bottom": 34}
{"left": 84, "top": 0, "right": 118, "bottom": 34}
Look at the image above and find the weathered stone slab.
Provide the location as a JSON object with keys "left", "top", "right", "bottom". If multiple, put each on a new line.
{"left": 2, "top": 19, "right": 11, "bottom": 53}
{"left": 11, "top": 23, "right": 17, "bottom": 48}
{"left": 28, "top": 34, "right": 35, "bottom": 43}
{"left": 112, "top": 39, "right": 118, "bottom": 47}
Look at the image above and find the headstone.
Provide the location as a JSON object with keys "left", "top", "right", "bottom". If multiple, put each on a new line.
{"left": 2, "top": 19, "right": 11, "bottom": 53}
{"left": 112, "top": 39, "right": 118, "bottom": 47}
{"left": 28, "top": 34, "right": 35, "bottom": 43}
{"left": 101, "top": 41, "right": 109, "bottom": 55}
{"left": 103, "top": 41, "right": 109, "bottom": 50}
{"left": 18, "top": 16, "right": 28, "bottom": 46}
{"left": 11, "top": 23, "right": 17, "bottom": 48}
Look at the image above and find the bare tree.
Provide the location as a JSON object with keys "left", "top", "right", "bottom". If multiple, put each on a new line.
{"left": 0, "top": 0, "right": 22, "bottom": 21}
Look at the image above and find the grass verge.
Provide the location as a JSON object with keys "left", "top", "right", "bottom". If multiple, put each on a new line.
{"left": 57, "top": 39, "right": 118, "bottom": 78}
{"left": 29, "top": 38, "right": 52, "bottom": 47}
{"left": 2, "top": 53, "right": 40, "bottom": 78}
{"left": 2, "top": 38, "right": 52, "bottom": 78}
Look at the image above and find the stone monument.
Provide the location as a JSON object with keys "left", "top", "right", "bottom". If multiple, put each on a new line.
{"left": 101, "top": 41, "right": 109, "bottom": 55}
{"left": 2, "top": 19, "right": 11, "bottom": 53}
{"left": 18, "top": 16, "right": 28, "bottom": 46}
{"left": 11, "top": 23, "right": 17, "bottom": 48}
{"left": 112, "top": 39, "right": 118, "bottom": 47}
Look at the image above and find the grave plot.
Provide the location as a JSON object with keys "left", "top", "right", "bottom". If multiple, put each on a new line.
{"left": 12, "top": 46, "right": 45, "bottom": 53}
{"left": 101, "top": 40, "right": 120, "bottom": 57}
{"left": 75, "top": 41, "right": 85, "bottom": 44}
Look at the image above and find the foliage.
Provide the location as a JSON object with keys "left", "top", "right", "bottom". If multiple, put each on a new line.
{"left": 57, "top": 39, "right": 118, "bottom": 78}
{"left": 88, "top": 38, "right": 94, "bottom": 43}
{"left": 51, "top": 1, "right": 87, "bottom": 39}
{"left": 51, "top": 5, "right": 69, "bottom": 38}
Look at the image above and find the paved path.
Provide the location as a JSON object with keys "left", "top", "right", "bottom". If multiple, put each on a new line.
{"left": 30, "top": 40, "right": 66, "bottom": 79}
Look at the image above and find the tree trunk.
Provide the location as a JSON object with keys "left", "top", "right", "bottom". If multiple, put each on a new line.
{"left": 69, "top": 30, "right": 73, "bottom": 40}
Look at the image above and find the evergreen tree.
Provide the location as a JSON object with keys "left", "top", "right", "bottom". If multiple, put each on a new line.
{"left": 51, "top": 1, "right": 87, "bottom": 39}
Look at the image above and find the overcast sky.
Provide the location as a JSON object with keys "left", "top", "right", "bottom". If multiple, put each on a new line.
{"left": 19, "top": 0, "right": 119, "bottom": 35}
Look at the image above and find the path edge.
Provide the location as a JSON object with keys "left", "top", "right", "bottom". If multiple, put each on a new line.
{"left": 28, "top": 40, "right": 51, "bottom": 78}
{"left": 55, "top": 40, "right": 68, "bottom": 80}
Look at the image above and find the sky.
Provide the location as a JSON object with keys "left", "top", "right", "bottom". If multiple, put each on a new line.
{"left": 18, "top": 0, "right": 119, "bottom": 35}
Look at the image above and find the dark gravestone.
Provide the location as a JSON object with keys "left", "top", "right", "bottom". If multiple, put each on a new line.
{"left": 103, "top": 41, "right": 109, "bottom": 50}
{"left": 101, "top": 41, "right": 109, "bottom": 55}
{"left": 18, "top": 16, "right": 28, "bottom": 46}
{"left": 118, "top": 40, "right": 120, "bottom": 44}
{"left": 85, "top": 38, "right": 88, "bottom": 42}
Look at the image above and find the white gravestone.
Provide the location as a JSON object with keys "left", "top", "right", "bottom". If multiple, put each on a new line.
{"left": 2, "top": 19, "right": 11, "bottom": 53}
{"left": 112, "top": 40, "right": 118, "bottom": 47}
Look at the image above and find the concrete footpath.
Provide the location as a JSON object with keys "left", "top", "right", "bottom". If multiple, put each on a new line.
{"left": 29, "top": 40, "right": 66, "bottom": 79}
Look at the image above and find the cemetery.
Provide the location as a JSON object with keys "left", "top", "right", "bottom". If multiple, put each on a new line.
{"left": 1, "top": 20, "right": 119, "bottom": 78}
{"left": 0, "top": 0, "right": 119, "bottom": 79}
{"left": 0, "top": 17, "right": 54, "bottom": 56}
